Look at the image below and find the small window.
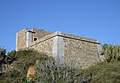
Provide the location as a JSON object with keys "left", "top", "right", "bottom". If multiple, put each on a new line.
{"left": 33, "top": 37, "right": 37, "bottom": 41}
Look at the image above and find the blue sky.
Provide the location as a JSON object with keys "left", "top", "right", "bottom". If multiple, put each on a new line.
{"left": 0, "top": 0, "right": 120, "bottom": 52}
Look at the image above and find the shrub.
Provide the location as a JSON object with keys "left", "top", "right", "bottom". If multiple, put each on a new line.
{"left": 0, "top": 49, "right": 48, "bottom": 83}
{"left": 7, "top": 50, "right": 16, "bottom": 60}
{"left": 0, "top": 47, "right": 6, "bottom": 64}
{"left": 85, "top": 61, "right": 120, "bottom": 83}
{"left": 102, "top": 44, "right": 120, "bottom": 62}
{"left": 0, "top": 47, "right": 6, "bottom": 56}
{"left": 35, "top": 58, "right": 92, "bottom": 83}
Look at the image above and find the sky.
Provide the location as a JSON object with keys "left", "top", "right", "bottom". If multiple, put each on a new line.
{"left": 0, "top": 0, "right": 120, "bottom": 52}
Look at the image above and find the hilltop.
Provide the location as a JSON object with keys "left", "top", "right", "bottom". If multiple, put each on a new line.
{"left": 0, "top": 44, "right": 120, "bottom": 83}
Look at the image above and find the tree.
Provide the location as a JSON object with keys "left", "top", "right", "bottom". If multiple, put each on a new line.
{"left": 0, "top": 47, "right": 6, "bottom": 63}
{"left": 0, "top": 47, "right": 7, "bottom": 73}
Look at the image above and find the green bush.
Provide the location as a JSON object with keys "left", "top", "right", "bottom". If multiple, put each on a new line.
{"left": 102, "top": 44, "right": 120, "bottom": 62}
{"left": 85, "top": 61, "right": 120, "bottom": 83}
{"left": 35, "top": 58, "right": 91, "bottom": 83}
{"left": 0, "top": 47, "right": 6, "bottom": 63}
{"left": 0, "top": 49, "right": 48, "bottom": 83}
{"left": 0, "top": 47, "right": 6, "bottom": 56}
{"left": 0, "top": 70, "right": 22, "bottom": 83}
{"left": 7, "top": 50, "right": 16, "bottom": 60}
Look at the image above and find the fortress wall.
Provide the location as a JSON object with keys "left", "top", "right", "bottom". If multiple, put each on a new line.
{"left": 28, "top": 33, "right": 56, "bottom": 57}
{"left": 16, "top": 28, "right": 102, "bottom": 68}
{"left": 16, "top": 29, "right": 28, "bottom": 51}
{"left": 28, "top": 32, "right": 101, "bottom": 68}
{"left": 63, "top": 35, "right": 101, "bottom": 68}
{"left": 16, "top": 28, "right": 52, "bottom": 51}
{"left": 61, "top": 32, "right": 99, "bottom": 44}
{"left": 32, "top": 28, "right": 52, "bottom": 40}
{"left": 29, "top": 38, "right": 54, "bottom": 57}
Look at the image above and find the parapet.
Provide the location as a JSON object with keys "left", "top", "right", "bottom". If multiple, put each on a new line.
{"left": 29, "top": 31, "right": 100, "bottom": 48}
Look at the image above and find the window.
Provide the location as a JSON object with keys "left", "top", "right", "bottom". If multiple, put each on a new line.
{"left": 33, "top": 37, "right": 37, "bottom": 41}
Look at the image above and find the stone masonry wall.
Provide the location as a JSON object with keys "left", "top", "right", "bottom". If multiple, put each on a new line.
{"left": 28, "top": 33, "right": 56, "bottom": 57}
{"left": 63, "top": 37, "right": 100, "bottom": 68}
{"left": 16, "top": 29, "right": 28, "bottom": 51}
{"left": 16, "top": 28, "right": 102, "bottom": 68}
{"left": 32, "top": 28, "right": 52, "bottom": 40}
{"left": 16, "top": 28, "right": 52, "bottom": 51}
{"left": 28, "top": 32, "right": 101, "bottom": 68}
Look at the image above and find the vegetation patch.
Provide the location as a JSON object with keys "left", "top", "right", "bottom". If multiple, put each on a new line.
{"left": 0, "top": 49, "right": 48, "bottom": 83}
{"left": 102, "top": 44, "right": 120, "bottom": 62}
{"left": 34, "top": 58, "right": 91, "bottom": 83}
{"left": 0, "top": 44, "right": 120, "bottom": 83}
{"left": 84, "top": 61, "right": 120, "bottom": 83}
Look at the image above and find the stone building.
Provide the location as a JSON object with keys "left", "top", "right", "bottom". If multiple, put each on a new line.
{"left": 16, "top": 28, "right": 104, "bottom": 68}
